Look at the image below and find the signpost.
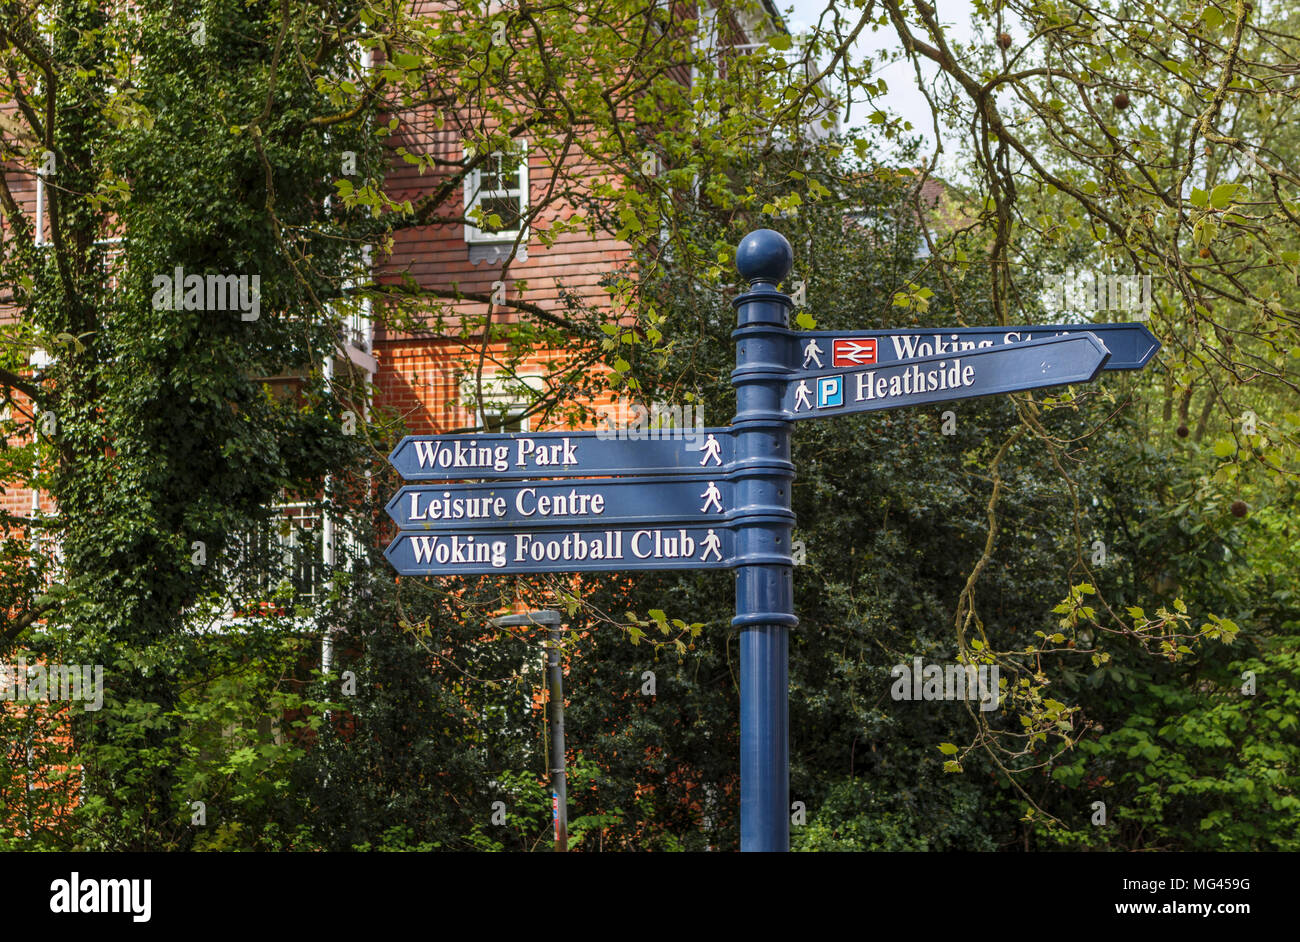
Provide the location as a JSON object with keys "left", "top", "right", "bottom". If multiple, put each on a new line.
{"left": 383, "top": 229, "right": 1161, "bottom": 852}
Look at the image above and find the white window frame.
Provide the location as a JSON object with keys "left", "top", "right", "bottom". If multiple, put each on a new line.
{"left": 463, "top": 139, "right": 529, "bottom": 244}
{"left": 461, "top": 371, "right": 544, "bottom": 433}
{"left": 476, "top": 405, "right": 531, "bottom": 434}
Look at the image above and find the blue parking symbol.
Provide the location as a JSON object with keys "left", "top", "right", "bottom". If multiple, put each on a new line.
{"left": 818, "top": 375, "right": 843, "bottom": 409}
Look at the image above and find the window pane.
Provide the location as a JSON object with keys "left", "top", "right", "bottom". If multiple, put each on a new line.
{"left": 479, "top": 195, "right": 523, "bottom": 233}
{"left": 483, "top": 410, "right": 526, "bottom": 433}
{"left": 482, "top": 154, "right": 521, "bottom": 192}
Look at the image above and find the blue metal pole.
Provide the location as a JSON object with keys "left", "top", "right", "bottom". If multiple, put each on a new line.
{"left": 731, "top": 230, "right": 797, "bottom": 852}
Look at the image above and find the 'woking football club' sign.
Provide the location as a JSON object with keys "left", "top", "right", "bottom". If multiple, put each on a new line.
{"left": 384, "top": 525, "right": 734, "bottom": 576}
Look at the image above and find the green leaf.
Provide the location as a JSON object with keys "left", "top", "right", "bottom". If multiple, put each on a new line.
{"left": 1209, "top": 183, "right": 1245, "bottom": 210}
{"left": 794, "top": 311, "right": 817, "bottom": 329}
{"left": 938, "top": 742, "right": 958, "bottom": 755}
{"left": 1190, "top": 188, "right": 1208, "bottom": 208}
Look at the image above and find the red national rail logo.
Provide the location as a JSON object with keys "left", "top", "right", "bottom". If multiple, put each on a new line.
{"left": 832, "top": 338, "right": 877, "bottom": 367}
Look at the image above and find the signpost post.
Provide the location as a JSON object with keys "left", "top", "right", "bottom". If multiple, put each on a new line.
{"left": 383, "top": 229, "right": 1160, "bottom": 852}
{"left": 731, "top": 231, "right": 798, "bottom": 853}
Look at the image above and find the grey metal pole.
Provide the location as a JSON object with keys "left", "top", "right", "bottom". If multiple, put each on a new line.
{"left": 489, "top": 609, "right": 566, "bottom": 852}
{"left": 546, "top": 621, "right": 567, "bottom": 852}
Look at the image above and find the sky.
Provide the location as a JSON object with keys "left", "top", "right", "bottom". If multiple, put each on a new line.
{"left": 781, "top": 0, "right": 977, "bottom": 172}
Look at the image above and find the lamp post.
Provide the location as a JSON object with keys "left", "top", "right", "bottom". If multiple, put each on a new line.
{"left": 489, "top": 609, "right": 567, "bottom": 852}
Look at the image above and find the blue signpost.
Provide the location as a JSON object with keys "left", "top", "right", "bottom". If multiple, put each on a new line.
{"left": 731, "top": 232, "right": 798, "bottom": 853}
{"left": 383, "top": 229, "right": 1160, "bottom": 852}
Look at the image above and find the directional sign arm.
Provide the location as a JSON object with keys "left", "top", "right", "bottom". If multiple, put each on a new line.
{"left": 783, "top": 332, "right": 1112, "bottom": 420}
{"left": 797, "top": 322, "right": 1158, "bottom": 372}
{"left": 384, "top": 525, "right": 736, "bottom": 575}
{"left": 386, "top": 475, "right": 737, "bottom": 529}
{"left": 388, "top": 428, "right": 736, "bottom": 481}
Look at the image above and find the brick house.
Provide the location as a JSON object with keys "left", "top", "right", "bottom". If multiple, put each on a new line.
{"left": 0, "top": 1, "right": 825, "bottom": 837}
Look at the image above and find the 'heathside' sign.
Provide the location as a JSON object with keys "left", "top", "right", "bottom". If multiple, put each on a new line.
{"left": 783, "top": 333, "right": 1111, "bottom": 419}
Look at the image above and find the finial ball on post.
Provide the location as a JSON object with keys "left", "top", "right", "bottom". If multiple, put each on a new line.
{"left": 735, "top": 229, "right": 794, "bottom": 286}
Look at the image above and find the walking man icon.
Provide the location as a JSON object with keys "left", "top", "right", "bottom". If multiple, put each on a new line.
{"left": 700, "top": 434, "right": 723, "bottom": 466}
{"left": 700, "top": 481, "right": 724, "bottom": 513}
{"left": 793, "top": 380, "right": 812, "bottom": 412}
{"left": 700, "top": 529, "right": 723, "bottom": 561}
{"left": 802, "top": 339, "right": 824, "bottom": 369}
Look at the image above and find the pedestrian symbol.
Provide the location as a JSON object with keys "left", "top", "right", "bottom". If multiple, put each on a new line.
{"left": 700, "top": 434, "right": 723, "bottom": 466}
{"left": 700, "top": 481, "right": 724, "bottom": 513}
